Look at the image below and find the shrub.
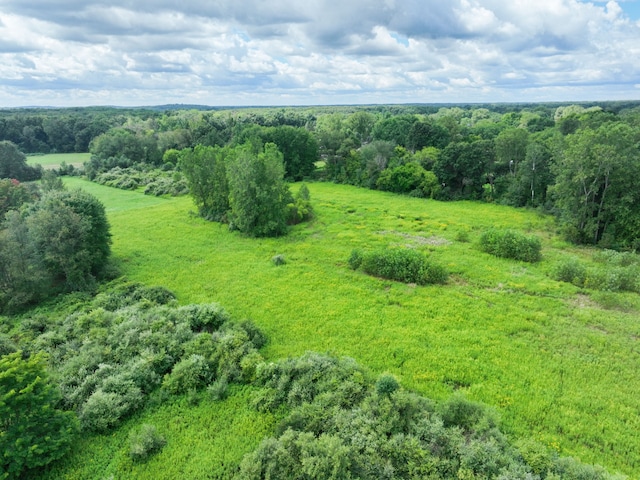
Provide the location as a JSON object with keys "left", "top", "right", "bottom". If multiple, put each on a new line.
{"left": 177, "top": 303, "right": 230, "bottom": 333}
{"left": 207, "top": 377, "right": 229, "bottom": 401}
{"left": 358, "top": 248, "right": 448, "bottom": 285}
{"left": 0, "top": 352, "right": 78, "bottom": 477}
{"left": 348, "top": 249, "right": 363, "bottom": 270}
{"left": 271, "top": 254, "right": 286, "bottom": 266}
{"left": 128, "top": 424, "right": 166, "bottom": 462}
{"left": 376, "top": 373, "right": 399, "bottom": 397}
{"left": 479, "top": 229, "right": 542, "bottom": 262}
{"left": 584, "top": 266, "right": 640, "bottom": 293}
{"left": 287, "top": 183, "right": 313, "bottom": 225}
{"left": 162, "top": 354, "right": 211, "bottom": 394}
{"left": 79, "top": 390, "right": 132, "bottom": 432}
{"left": 553, "top": 258, "right": 587, "bottom": 286}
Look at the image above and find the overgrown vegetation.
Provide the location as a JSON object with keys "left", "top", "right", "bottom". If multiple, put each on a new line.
{"left": 479, "top": 228, "right": 542, "bottom": 263}
{"left": 350, "top": 247, "right": 449, "bottom": 285}
{"left": 552, "top": 250, "right": 640, "bottom": 293}
{"left": 1, "top": 281, "right": 266, "bottom": 478}
{"left": 0, "top": 352, "right": 78, "bottom": 478}
{"left": 238, "top": 352, "right": 621, "bottom": 479}
{"left": 2, "top": 102, "right": 640, "bottom": 478}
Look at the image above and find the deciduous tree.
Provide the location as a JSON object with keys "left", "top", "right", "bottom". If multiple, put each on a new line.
{"left": 0, "top": 352, "right": 78, "bottom": 479}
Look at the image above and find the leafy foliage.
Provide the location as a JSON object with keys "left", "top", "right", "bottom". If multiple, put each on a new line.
{"left": 354, "top": 248, "right": 448, "bottom": 285}
{"left": 178, "top": 145, "right": 230, "bottom": 221}
{"left": 0, "top": 352, "right": 78, "bottom": 479}
{"left": 239, "top": 353, "right": 619, "bottom": 480}
{"left": 287, "top": 183, "right": 313, "bottom": 225}
{"left": 0, "top": 179, "right": 35, "bottom": 218}
{"left": 479, "top": 228, "right": 542, "bottom": 262}
{"left": 552, "top": 252, "right": 640, "bottom": 293}
{"left": 8, "top": 282, "right": 265, "bottom": 437}
{"left": 0, "top": 141, "right": 42, "bottom": 181}
{"left": 227, "top": 143, "right": 291, "bottom": 237}
{"left": 551, "top": 122, "right": 640, "bottom": 247}
{"left": 0, "top": 187, "right": 112, "bottom": 312}
{"left": 376, "top": 161, "right": 440, "bottom": 198}
{"left": 128, "top": 424, "right": 167, "bottom": 462}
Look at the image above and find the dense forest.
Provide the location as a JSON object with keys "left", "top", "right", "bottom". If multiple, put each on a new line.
{"left": 1, "top": 102, "right": 640, "bottom": 479}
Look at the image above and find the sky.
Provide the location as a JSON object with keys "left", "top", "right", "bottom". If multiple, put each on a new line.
{"left": 1, "top": 0, "right": 639, "bottom": 107}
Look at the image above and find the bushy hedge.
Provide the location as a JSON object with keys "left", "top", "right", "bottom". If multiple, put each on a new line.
{"left": 479, "top": 228, "right": 542, "bottom": 262}
{"left": 349, "top": 248, "right": 448, "bottom": 285}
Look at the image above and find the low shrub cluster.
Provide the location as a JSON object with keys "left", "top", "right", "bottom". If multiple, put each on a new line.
{"left": 128, "top": 424, "right": 167, "bottom": 462}
{"left": 239, "top": 352, "right": 619, "bottom": 480}
{"left": 93, "top": 166, "right": 188, "bottom": 197}
{"left": 479, "top": 228, "right": 542, "bottom": 263}
{"left": 553, "top": 252, "right": 640, "bottom": 293}
{"left": 349, "top": 248, "right": 448, "bottom": 285}
{"left": 17, "top": 281, "right": 265, "bottom": 433}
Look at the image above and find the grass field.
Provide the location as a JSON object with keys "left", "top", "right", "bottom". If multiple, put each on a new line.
{"left": 59, "top": 177, "right": 640, "bottom": 477}
{"left": 27, "top": 152, "right": 90, "bottom": 169}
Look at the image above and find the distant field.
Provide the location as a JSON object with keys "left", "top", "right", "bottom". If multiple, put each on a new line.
{"left": 55, "top": 178, "right": 640, "bottom": 477}
{"left": 27, "top": 152, "right": 90, "bottom": 169}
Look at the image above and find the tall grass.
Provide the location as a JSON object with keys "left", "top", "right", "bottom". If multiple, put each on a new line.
{"left": 59, "top": 178, "right": 639, "bottom": 477}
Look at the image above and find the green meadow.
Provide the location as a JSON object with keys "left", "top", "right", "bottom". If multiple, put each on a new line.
{"left": 58, "top": 177, "right": 640, "bottom": 477}
{"left": 27, "top": 152, "right": 90, "bottom": 168}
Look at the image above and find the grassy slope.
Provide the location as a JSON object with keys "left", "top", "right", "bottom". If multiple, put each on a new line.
{"left": 61, "top": 177, "right": 640, "bottom": 477}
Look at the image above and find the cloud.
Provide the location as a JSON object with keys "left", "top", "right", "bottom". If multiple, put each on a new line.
{"left": 0, "top": 0, "right": 639, "bottom": 106}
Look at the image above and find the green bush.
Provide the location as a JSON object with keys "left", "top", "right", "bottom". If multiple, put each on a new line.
{"left": 592, "top": 249, "right": 640, "bottom": 267}
{"left": 0, "top": 352, "right": 78, "bottom": 477}
{"left": 479, "top": 228, "right": 542, "bottom": 262}
{"left": 348, "top": 249, "right": 364, "bottom": 270}
{"left": 287, "top": 183, "right": 313, "bottom": 225}
{"left": 177, "top": 303, "right": 230, "bottom": 333}
{"left": 358, "top": 248, "right": 448, "bottom": 285}
{"left": 375, "top": 373, "right": 399, "bottom": 397}
{"left": 207, "top": 377, "right": 229, "bottom": 401}
{"left": 162, "top": 354, "right": 211, "bottom": 394}
{"left": 271, "top": 254, "right": 286, "bottom": 266}
{"left": 553, "top": 257, "right": 587, "bottom": 286}
{"left": 584, "top": 266, "right": 640, "bottom": 293}
{"left": 128, "top": 424, "right": 166, "bottom": 462}
{"left": 79, "top": 390, "right": 132, "bottom": 432}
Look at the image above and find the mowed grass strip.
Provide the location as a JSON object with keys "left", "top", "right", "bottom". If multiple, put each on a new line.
{"left": 70, "top": 178, "right": 640, "bottom": 476}
{"left": 27, "top": 152, "right": 90, "bottom": 168}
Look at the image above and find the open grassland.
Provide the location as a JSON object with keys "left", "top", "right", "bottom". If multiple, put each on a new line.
{"left": 27, "top": 152, "right": 90, "bottom": 168}
{"left": 62, "top": 177, "right": 640, "bottom": 477}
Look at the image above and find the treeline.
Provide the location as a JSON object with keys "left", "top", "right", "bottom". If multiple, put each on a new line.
{"left": 3, "top": 102, "right": 640, "bottom": 247}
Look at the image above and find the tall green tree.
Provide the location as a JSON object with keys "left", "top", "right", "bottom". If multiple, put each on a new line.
{"left": 0, "top": 141, "right": 41, "bottom": 182}
{"left": 261, "top": 126, "right": 319, "bottom": 181}
{"left": 227, "top": 143, "right": 291, "bottom": 237}
{"left": 1, "top": 352, "right": 78, "bottom": 479}
{"left": 435, "top": 140, "right": 494, "bottom": 200}
{"left": 551, "top": 122, "right": 640, "bottom": 246}
{"left": 179, "top": 145, "right": 230, "bottom": 221}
